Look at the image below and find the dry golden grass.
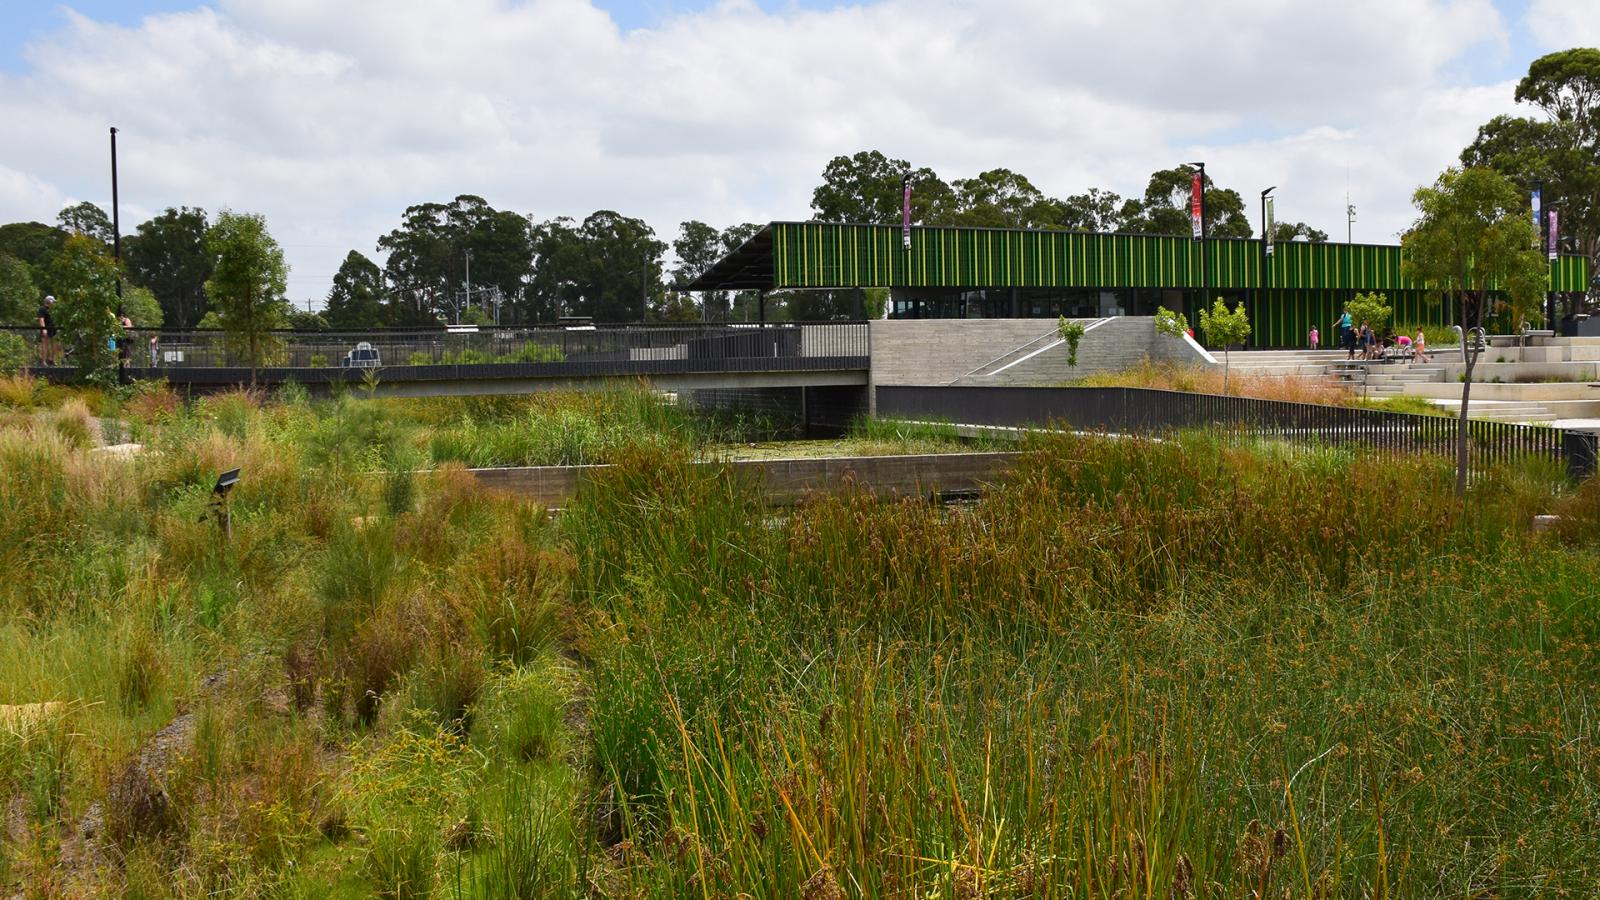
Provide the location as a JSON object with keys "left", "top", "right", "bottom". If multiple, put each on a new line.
{"left": 1071, "top": 358, "right": 1357, "bottom": 405}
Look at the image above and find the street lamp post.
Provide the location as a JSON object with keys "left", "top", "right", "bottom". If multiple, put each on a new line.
{"left": 109, "top": 127, "right": 122, "bottom": 301}
{"left": 1259, "top": 187, "right": 1275, "bottom": 343}
{"left": 1259, "top": 186, "right": 1276, "bottom": 244}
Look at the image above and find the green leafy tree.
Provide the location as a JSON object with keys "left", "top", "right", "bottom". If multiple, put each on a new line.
{"left": 378, "top": 195, "right": 532, "bottom": 325}
{"left": 0, "top": 253, "right": 36, "bottom": 325}
{"left": 950, "top": 168, "right": 1058, "bottom": 229}
{"left": 1197, "top": 298, "right": 1251, "bottom": 394}
{"left": 1270, "top": 221, "right": 1330, "bottom": 243}
{"left": 1463, "top": 50, "right": 1600, "bottom": 302}
{"left": 1346, "top": 292, "right": 1392, "bottom": 336}
{"left": 325, "top": 250, "right": 386, "bottom": 329}
{"left": 1401, "top": 166, "right": 1548, "bottom": 496}
{"left": 1053, "top": 188, "right": 1135, "bottom": 232}
{"left": 810, "top": 151, "right": 953, "bottom": 224}
{"left": 283, "top": 304, "right": 328, "bottom": 331}
{"left": 122, "top": 284, "right": 164, "bottom": 328}
{"left": 43, "top": 234, "right": 121, "bottom": 381}
{"left": 672, "top": 220, "right": 723, "bottom": 320}
{"left": 525, "top": 211, "right": 665, "bottom": 323}
{"left": 1124, "top": 166, "right": 1253, "bottom": 238}
{"left": 1057, "top": 317, "right": 1086, "bottom": 367}
{"left": 1516, "top": 48, "right": 1600, "bottom": 145}
{"left": 124, "top": 207, "right": 213, "bottom": 329}
{"left": 1153, "top": 305, "right": 1190, "bottom": 340}
{"left": 205, "top": 210, "right": 289, "bottom": 384}
{"left": 56, "top": 201, "right": 115, "bottom": 248}
{"left": 0, "top": 222, "right": 68, "bottom": 281}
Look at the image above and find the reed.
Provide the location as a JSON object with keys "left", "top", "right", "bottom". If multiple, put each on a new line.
{"left": 2, "top": 384, "right": 1598, "bottom": 896}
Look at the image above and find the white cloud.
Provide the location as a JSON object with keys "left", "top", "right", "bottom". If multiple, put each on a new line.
{"left": 0, "top": 0, "right": 1527, "bottom": 305}
{"left": 1524, "top": 0, "right": 1600, "bottom": 50}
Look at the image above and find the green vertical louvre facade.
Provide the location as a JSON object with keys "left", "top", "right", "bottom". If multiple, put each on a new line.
{"left": 768, "top": 222, "right": 1590, "bottom": 346}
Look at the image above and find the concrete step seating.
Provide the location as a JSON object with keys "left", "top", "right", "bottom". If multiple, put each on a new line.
{"left": 1428, "top": 399, "right": 1557, "bottom": 422}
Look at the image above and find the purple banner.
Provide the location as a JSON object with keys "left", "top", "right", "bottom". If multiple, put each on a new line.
{"left": 902, "top": 179, "right": 912, "bottom": 250}
{"left": 1549, "top": 209, "right": 1559, "bottom": 262}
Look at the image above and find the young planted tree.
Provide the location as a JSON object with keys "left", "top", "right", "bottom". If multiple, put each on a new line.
{"left": 204, "top": 211, "right": 288, "bottom": 385}
{"left": 1401, "top": 166, "right": 1548, "bottom": 496}
{"left": 1057, "top": 316, "right": 1086, "bottom": 367}
{"left": 1346, "top": 292, "right": 1393, "bottom": 336}
{"left": 1197, "top": 298, "right": 1251, "bottom": 394}
{"left": 43, "top": 234, "right": 121, "bottom": 382}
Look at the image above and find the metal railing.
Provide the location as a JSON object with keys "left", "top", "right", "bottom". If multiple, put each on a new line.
{"left": 5, "top": 322, "right": 871, "bottom": 381}
{"left": 876, "top": 384, "right": 1600, "bottom": 480}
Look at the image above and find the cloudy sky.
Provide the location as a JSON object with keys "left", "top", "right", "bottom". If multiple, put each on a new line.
{"left": 2, "top": 0, "right": 1597, "bottom": 307}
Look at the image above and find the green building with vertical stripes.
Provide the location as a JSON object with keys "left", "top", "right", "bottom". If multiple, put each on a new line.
{"left": 688, "top": 222, "right": 1591, "bottom": 348}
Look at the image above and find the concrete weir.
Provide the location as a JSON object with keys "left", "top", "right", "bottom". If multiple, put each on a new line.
{"left": 467, "top": 451, "right": 1022, "bottom": 507}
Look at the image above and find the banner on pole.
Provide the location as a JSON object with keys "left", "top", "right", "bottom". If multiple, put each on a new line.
{"left": 1532, "top": 189, "right": 1543, "bottom": 251}
{"left": 902, "top": 178, "right": 912, "bottom": 250}
{"left": 1265, "top": 196, "right": 1276, "bottom": 257}
{"left": 1190, "top": 172, "right": 1203, "bottom": 240}
{"left": 1549, "top": 209, "right": 1559, "bottom": 261}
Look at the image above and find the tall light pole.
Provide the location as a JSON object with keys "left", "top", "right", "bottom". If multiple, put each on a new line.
{"left": 110, "top": 127, "right": 122, "bottom": 303}
{"left": 1259, "top": 186, "right": 1275, "bottom": 341}
{"left": 1259, "top": 186, "right": 1276, "bottom": 244}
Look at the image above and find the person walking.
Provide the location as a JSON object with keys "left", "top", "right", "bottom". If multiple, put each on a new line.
{"left": 1308, "top": 326, "right": 1319, "bottom": 351}
{"left": 36, "top": 295, "right": 57, "bottom": 365}
{"left": 1414, "top": 328, "right": 1430, "bottom": 364}
{"left": 1336, "top": 307, "right": 1354, "bottom": 360}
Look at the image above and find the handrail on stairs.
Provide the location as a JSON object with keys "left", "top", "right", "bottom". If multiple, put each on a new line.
{"left": 948, "top": 328, "right": 1059, "bottom": 383}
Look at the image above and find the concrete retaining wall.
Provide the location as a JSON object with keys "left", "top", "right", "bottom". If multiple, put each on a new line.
{"left": 866, "top": 317, "right": 1214, "bottom": 396}
{"left": 468, "top": 451, "right": 1022, "bottom": 507}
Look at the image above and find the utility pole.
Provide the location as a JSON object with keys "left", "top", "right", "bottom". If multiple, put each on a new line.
{"left": 110, "top": 127, "right": 122, "bottom": 303}
{"left": 463, "top": 249, "right": 472, "bottom": 325}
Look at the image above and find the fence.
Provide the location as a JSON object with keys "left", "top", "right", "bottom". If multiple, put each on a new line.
{"left": 4, "top": 322, "right": 871, "bottom": 380}
{"left": 875, "top": 385, "right": 1600, "bottom": 480}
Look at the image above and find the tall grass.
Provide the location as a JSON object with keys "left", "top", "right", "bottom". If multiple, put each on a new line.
{"left": 4, "top": 382, "right": 1599, "bottom": 895}
{"left": 1070, "top": 357, "right": 1355, "bottom": 405}
{"left": 563, "top": 432, "right": 1600, "bottom": 896}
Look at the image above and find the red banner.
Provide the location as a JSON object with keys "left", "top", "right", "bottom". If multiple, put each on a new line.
{"left": 1190, "top": 172, "right": 1203, "bottom": 240}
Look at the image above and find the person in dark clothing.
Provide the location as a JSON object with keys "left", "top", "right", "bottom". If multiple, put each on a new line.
{"left": 36, "top": 295, "right": 57, "bottom": 365}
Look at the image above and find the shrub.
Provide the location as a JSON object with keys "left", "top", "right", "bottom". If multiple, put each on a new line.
{"left": 473, "top": 662, "right": 571, "bottom": 764}
{"left": 123, "top": 380, "right": 180, "bottom": 426}
{"left": 364, "top": 819, "right": 438, "bottom": 900}
{"left": 0, "top": 330, "right": 29, "bottom": 375}
{"left": 0, "top": 373, "right": 39, "bottom": 408}
{"left": 51, "top": 398, "right": 95, "bottom": 449}
{"left": 116, "top": 627, "right": 167, "bottom": 712}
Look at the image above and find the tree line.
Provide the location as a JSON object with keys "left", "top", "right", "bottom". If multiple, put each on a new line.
{"left": 1, "top": 49, "right": 1592, "bottom": 335}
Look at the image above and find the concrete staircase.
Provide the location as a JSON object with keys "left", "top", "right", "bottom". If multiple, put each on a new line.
{"left": 1428, "top": 399, "right": 1557, "bottom": 422}
{"left": 963, "top": 317, "right": 1210, "bottom": 385}
{"left": 1359, "top": 365, "right": 1448, "bottom": 395}
{"left": 954, "top": 319, "right": 1100, "bottom": 382}
{"left": 1227, "top": 349, "right": 1353, "bottom": 376}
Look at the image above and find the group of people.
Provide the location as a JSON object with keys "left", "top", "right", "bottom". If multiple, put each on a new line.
{"left": 35, "top": 294, "right": 148, "bottom": 368}
{"left": 1309, "top": 308, "right": 1429, "bottom": 363}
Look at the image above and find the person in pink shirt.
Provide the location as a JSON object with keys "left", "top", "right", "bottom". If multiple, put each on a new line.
{"left": 1308, "top": 326, "right": 1319, "bottom": 350}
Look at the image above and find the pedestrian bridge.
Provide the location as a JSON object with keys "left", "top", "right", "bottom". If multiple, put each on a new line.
{"left": 31, "top": 323, "right": 871, "bottom": 398}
